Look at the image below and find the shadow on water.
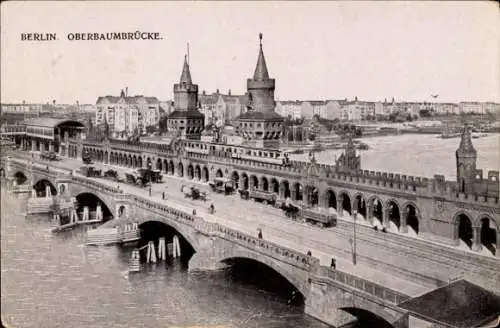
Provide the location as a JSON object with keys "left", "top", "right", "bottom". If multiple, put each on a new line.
{"left": 137, "top": 220, "right": 195, "bottom": 268}
{"left": 222, "top": 258, "right": 305, "bottom": 307}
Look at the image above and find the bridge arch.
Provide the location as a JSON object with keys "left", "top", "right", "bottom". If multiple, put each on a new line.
{"left": 385, "top": 199, "right": 401, "bottom": 231}
{"left": 338, "top": 190, "right": 351, "bottom": 216}
{"left": 12, "top": 171, "right": 28, "bottom": 185}
{"left": 169, "top": 160, "right": 175, "bottom": 175}
{"left": 33, "top": 179, "right": 57, "bottom": 197}
{"left": 368, "top": 196, "right": 384, "bottom": 226}
{"left": 279, "top": 180, "right": 291, "bottom": 198}
{"left": 292, "top": 182, "right": 303, "bottom": 201}
{"left": 260, "top": 176, "right": 269, "bottom": 191}
{"left": 477, "top": 214, "right": 498, "bottom": 256}
{"left": 202, "top": 166, "right": 209, "bottom": 182}
{"left": 177, "top": 162, "right": 184, "bottom": 177}
{"left": 195, "top": 165, "right": 202, "bottom": 180}
{"left": 75, "top": 192, "right": 114, "bottom": 221}
{"left": 163, "top": 159, "right": 169, "bottom": 173}
{"left": 324, "top": 188, "right": 337, "bottom": 209}
{"left": 220, "top": 253, "right": 308, "bottom": 299}
{"left": 339, "top": 307, "right": 395, "bottom": 328}
{"left": 250, "top": 175, "right": 258, "bottom": 189}
{"left": 230, "top": 171, "right": 240, "bottom": 189}
{"left": 132, "top": 217, "right": 199, "bottom": 263}
{"left": 241, "top": 173, "right": 249, "bottom": 190}
{"left": 187, "top": 164, "right": 194, "bottom": 179}
{"left": 353, "top": 193, "right": 367, "bottom": 219}
{"left": 453, "top": 211, "right": 474, "bottom": 249}
{"left": 270, "top": 178, "right": 279, "bottom": 194}
{"left": 402, "top": 201, "right": 420, "bottom": 235}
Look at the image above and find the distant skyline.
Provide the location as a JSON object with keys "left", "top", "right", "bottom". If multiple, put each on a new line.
{"left": 1, "top": 1, "right": 499, "bottom": 104}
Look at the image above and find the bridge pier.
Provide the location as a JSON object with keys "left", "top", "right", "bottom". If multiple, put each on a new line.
{"left": 188, "top": 238, "right": 230, "bottom": 272}
{"left": 305, "top": 278, "right": 409, "bottom": 328}
{"left": 305, "top": 280, "right": 358, "bottom": 327}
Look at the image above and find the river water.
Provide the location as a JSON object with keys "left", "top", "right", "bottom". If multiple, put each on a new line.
{"left": 290, "top": 134, "right": 500, "bottom": 180}
{"left": 1, "top": 190, "right": 329, "bottom": 328}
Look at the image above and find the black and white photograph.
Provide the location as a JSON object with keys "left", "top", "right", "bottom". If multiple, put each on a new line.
{"left": 1, "top": 2, "right": 499, "bottom": 328}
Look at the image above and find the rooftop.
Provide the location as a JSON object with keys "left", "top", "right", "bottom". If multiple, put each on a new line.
{"left": 237, "top": 111, "right": 284, "bottom": 121}
{"left": 168, "top": 109, "right": 205, "bottom": 119}
{"left": 399, "top": 280, "right": 500, "bottom": 328}
{"left": 23, "top": 117, "right": 85, "bottom": 129}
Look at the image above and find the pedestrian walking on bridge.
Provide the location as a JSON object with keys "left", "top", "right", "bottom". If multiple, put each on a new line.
{"left": 257, "top": 228, "right": 263, "bottom": 239}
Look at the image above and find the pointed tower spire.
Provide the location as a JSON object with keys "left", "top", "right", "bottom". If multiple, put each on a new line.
{"left": 180, "top": 55, "right": 192, "bottom": 84}
{"left": 457, "top": 124, "right": 476, "bottom": 156}
{"left": 253, "top": 33, "right": 270, "bottom": 81}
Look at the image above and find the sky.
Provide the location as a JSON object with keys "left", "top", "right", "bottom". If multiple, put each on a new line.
{"left": 1, "top": 1, "right": 499, "bottom": 105}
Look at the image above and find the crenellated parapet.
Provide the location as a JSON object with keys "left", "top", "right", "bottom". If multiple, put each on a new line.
{"left": 428, "top": 174, "right": 499, "bottom": 207}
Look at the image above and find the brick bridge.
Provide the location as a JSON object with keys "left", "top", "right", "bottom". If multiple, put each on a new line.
{"left": 4, "top": 156, "right": 418, "bottom": 328}
{"left": 75, "top": 137, "right": 500, "bottom": 260}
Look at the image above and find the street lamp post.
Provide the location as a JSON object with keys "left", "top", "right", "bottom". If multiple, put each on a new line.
{"left": 353, "top": 210, "right": 358, "bottom": 265}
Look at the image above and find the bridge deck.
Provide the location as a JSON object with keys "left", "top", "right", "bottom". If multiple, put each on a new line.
{"left": 7, "top": 153, "right": 460, "bottom": 296}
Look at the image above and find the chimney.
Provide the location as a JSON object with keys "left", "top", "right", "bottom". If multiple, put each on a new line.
{"left": 126, "top": 87, "right": 128, "bottom": 97}
{"left": 228, "top": 89, "right": 231, "bottom": 96}
{"left": 216, "top": 89, "right": 220, "bottom": 94}
{"left": 202, "top": 90, "right": 206, "bottom": 95}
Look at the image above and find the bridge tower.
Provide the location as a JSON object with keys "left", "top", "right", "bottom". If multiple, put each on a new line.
{"left": 455, "top": 124, "right": 477, "bottom": 194}
{"left": 236, "top": 33, "right": 284, "bottom": 149}
{"left": 167, "top": 54, "right": 205, "bottom": 140}
{"left": 336, "top": 134, "right": 361, "bottom": 172}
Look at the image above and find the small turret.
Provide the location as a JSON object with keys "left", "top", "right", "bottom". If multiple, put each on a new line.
{"left": 456, "top": 124, "right": 477, "bottom": 193}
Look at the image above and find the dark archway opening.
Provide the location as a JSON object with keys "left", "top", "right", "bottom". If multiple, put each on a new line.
{"left": 261, "top": 177, "right": 269, "bottom": 191}
{"left": 340, "top": 307, "right": 394, "bottom": 328}
{"left": 372, "top": 199, "right": 383, "bottom": 224}
{"left": 271, "top": 179, "right": 279, "bottom": 194}
{"left": 340, "top": 193, "right": 351, "bottom": 215}
{"left": 480, "top": 218, "right": 497, "bottom": 255}
{"left": 138, "top": 221, "right": 195, "bottom": 268}
{"left": 406, "top": 205, "right": 419, "bottom": 234}
{"left": 251, "top": 176, "right": 258, "bottom": 189}
{"left": 216, "top": 169, "right": 223, "bottom": 178}
{"left": 177, "top": 163, "right": 184, "bottom": 177}
{"left": 231, "top": 172, "right": 239, "bottom": 189}
{"left": 187, "top": 165, "right": 194, "bottom": 179}
{"left": 293, "top": 183, "right": 303, "bottom": 201}
{"left": 280, "top": 181, "right": 291, "bottom": 199}
{"left": 221, "top": 258, "right": 304, "bottom": 307}
{"left": 326, "top": 190, "right": 336, "bottom": 209}
{"left": 163, "top": 159, "right": 169, "bottom": 174}
{"left": 33, "top": 179, "right": 57, "bottom": 197}
{"left": 305, "top": 186, "right": 319, "bottom": 206}
{"left": 14, "top": 172, "right": 28, "bottom": 185}
{"left": 387, "top": 201, "right": 401, "bottom": 229}
{"left": 202, "top": 167, "right": 209, "bottom": 182}
{"left": 241, "top": 174, "right": 249, "bottom": 190}
{"left": 195, "top": 166, "right": 201, "bottom": 180}
{"left": 457, "top": 214, "right": 473, "bottom": 249}
{"left": 354, "top": 195, "right": 366, "bottom": 218}
{"left": 74, "top": 193, "right": 113, "bottom": 223}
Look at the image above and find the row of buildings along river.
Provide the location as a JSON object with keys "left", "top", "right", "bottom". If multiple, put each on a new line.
{"left": 1, "top": 34, "right": 499, "bottom": 328}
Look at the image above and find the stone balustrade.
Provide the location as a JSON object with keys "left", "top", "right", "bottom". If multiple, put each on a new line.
{"left": 213, "top": 224, "right": 319, "bottom": 270}
{"left": 312, "top": 265, "right": 410, "bottom": 305}
{"left": 71, "top": 176, "right": 123, "bottom": 194}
